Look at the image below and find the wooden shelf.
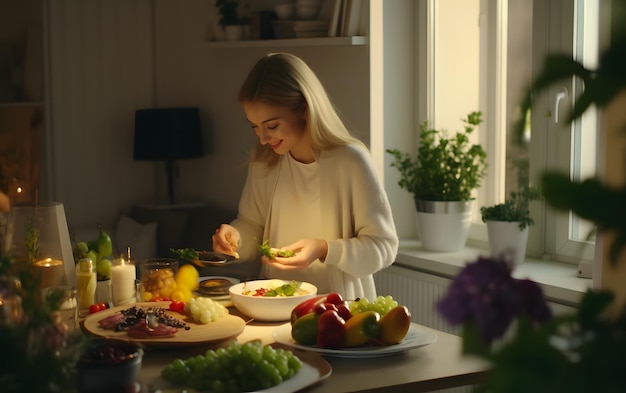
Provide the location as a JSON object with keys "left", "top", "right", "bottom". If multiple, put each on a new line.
{"left": 202, "top": 36, "right": 367, "bottom": 49}
{"left": 0, "top": 101, "right": 45, "bottom": 108}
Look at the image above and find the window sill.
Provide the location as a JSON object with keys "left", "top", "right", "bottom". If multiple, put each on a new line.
{"left": 395, "top": 239, "right": 592, "bottom": 307}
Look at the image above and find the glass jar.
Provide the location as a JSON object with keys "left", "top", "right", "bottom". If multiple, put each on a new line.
{"left": 140, "top": 258, "right": 178, "bottom": 301}
{"left": 76, "top": 258, "right": 97, "bottom": 317}
{"left": 43, "top": 284, "right": 78, "bottom": 332}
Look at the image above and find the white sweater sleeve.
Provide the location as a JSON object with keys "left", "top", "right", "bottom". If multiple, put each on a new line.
{"left": 321, "top": 145, "right": 399, "bottom": 279}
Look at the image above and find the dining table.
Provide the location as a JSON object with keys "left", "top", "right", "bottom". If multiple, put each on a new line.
{"left": 130, "top": 308, "right": 491, "bottom": 393}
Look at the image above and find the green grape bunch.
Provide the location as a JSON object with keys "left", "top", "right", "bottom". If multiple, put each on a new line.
{"left": 161, "top": 340, "right": 302, "bottom": 392}
{"left": 349, "top": 295, "right": 399, "bottom": 316}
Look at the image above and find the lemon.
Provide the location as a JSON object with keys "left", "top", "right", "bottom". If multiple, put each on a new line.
{"left": 176, "top": 264, "right": 199, "bottom": 291}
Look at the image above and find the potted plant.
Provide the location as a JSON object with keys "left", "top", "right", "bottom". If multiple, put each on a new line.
{"left": 215, "top": 0, "right": 243, "bottom": 41}
{"left": 387, "top": 111, "right": 488, "bottom": 252}
{"left": 480, "top": 185, "right": 541, "bottom": 267}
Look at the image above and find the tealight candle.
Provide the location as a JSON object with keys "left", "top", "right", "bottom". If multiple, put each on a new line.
{"left": 111, "top": 258, "right": 136, "bottom": 306}
{"left": 33, "top": 258, "right": 66, "bottom": 290}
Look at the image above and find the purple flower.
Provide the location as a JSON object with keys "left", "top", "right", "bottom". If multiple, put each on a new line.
{"left": 437, "top": 256, "right": 552, "bottom": 344}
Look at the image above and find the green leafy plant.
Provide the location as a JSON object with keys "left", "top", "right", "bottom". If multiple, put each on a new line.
{"left": 0, "top": 251, "right": 87, "bottom": 392}
{"left": 387, "top": 111, "right": 488, "bottom": 201}
{"left": 215, "top": 0, "right": 240, "bottom": 27}
{"left": 480, "top": 186, "right": 542, "bottom": 230}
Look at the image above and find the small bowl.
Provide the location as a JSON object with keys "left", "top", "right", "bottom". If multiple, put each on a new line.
{"left": 77, "top": 339, "right": 143, "bottom": 392}
{"left": 229, "top": 279, "right": 318, "bottom": 322}
{"left": 198, "top": 277, "right": 235, "bottom": 296}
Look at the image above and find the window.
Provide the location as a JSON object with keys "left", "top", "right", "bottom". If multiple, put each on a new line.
{"left": 377, "top": 0, "right": 604, "bottom": 264}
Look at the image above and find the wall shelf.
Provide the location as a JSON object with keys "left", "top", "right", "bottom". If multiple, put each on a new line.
{"left": 0, "top": 101, "right": 45, "bottom": 108}
{"left": 202, "top": 36, "right": 367, "bottom": 49}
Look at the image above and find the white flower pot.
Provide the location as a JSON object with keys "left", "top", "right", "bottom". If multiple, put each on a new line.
{"left": 486, "top": 221, "right": 529, "bottom": 267}
{"left": 415, "top": 200, "right": 473, "bottom": 252}
{"left": 223, "top": 25, "right": 244, "bottom": 41}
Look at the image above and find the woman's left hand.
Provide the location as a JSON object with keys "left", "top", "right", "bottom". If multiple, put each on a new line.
{"left": 262, "top": 238, "right": 328, "bottom": 270}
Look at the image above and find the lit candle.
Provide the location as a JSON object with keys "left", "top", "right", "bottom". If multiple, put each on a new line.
{"left": 33, "top": 258, "right": 66, "bottom": 290}
{"left": 111, "top": 258, "right": 136, "bottom": 306}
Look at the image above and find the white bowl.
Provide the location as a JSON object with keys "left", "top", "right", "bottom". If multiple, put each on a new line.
{"left": 229, "top": 279, "right": 318, "bottom": 322}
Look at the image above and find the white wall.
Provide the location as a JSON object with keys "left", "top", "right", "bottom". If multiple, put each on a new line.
{"left": 46, "top": 0, "right": 155, "bottom": 232}
{"left": 44, "top": 0, "right": 371, "bottom": 235}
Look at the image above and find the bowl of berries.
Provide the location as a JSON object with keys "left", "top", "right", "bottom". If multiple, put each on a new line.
{"left": 229, "top": 279, "right": 317, "bottom": 322}
{"left": 76, "top": 339, "right": 143, "bottom": 392}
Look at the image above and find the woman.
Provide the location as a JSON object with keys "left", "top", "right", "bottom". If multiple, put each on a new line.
{"left": 212, "top": 53, "right": 398, "bottom": 300}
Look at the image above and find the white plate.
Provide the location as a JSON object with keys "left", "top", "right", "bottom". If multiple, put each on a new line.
{"left": 261, "top": 344, "right": 332, "bottom": 392}
{"left": 152, "top": 343, "right": 331, "bottom": 392}
{"left": 272, "top": 323, "right": 437, "bottom": 358}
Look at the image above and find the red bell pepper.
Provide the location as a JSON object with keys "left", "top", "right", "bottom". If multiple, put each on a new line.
{"left": 291, "top": 295, "right": 327, "bottom": 324}
{"left": 335, "top": 303, "right": 353, "bottom": 321}
{"left": 290, "top": 292, "right": 345, "bottom": 324}
{"left": 316, "top": 309, "right": 346, "bottom": 348}
{"left": 326, "top": 292, "right": 344, "bottom": 305}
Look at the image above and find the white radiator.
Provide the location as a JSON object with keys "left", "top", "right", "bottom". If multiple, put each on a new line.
{"left": 374, "top": 264, "right": 460, "bottom": 335}
{"left": 374, "top": 265, "right": 474, "bottom": 393}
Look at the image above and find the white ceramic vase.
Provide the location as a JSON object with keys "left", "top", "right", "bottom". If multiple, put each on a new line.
{"left": 415, "top": 200, "right": 473, "bottom": 252}
{"left": 223, "top": 25, "right": 244, "bottom": 41}
{"left": 486, "top": 221, "right": 529, "bottom": 267}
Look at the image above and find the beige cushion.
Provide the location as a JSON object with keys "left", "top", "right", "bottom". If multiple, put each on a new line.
{"left": 115, "top": 215, "right": 158, "bottom": 263}
{"left": 130, "top": 206, "right": 190, "bottom": 257}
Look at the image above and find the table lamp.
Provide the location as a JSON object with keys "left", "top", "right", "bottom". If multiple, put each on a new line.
{"left": 133, "top": 107, "right": 204, "bottom": 204}
{"left": 4, "top": 201, "right": 76, "bottom": 289}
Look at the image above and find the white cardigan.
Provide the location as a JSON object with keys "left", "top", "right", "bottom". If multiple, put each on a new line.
{"left": 231, "top": 143, "right": 399, "bottom": 300}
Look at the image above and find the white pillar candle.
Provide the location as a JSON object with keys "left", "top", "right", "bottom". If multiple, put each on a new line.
{"left": 111, "top": 258, "right": 136, "bottom": 306}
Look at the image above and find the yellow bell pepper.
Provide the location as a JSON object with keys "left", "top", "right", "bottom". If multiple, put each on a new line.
{"left": 376, "top": 305, "right": 411, "bottom": 345}
{"left": 344, "top": 311, "right": 380, "bottom": 347}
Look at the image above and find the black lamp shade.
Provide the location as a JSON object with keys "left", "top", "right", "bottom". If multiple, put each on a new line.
{"left": 133, "top": 107, "right": 204, "bottom": 161}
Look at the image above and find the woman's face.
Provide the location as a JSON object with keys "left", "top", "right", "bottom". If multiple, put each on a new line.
{"left": 243, "top": 101, "right": 313, "bottom": 163}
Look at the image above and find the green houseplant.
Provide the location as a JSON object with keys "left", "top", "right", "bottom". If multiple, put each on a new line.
{"left": 215, "top": 0, "right": 245, "bottom": 41}
{"left": 480, "top": 185, "right": 541, "bottom": 267}
{"left": 216, "top": 0, "right": 240, "bottom": 27}
{"left": 387, "top": 111, "right": 487, "bottom": 202}
{"left": 387, "top": 111, "right": 488, "bottom": 252}
{"left": 480, "top": 185, "right": 541, "bottom": 231}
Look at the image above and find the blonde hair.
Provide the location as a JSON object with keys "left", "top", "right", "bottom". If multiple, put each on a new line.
{"left": 238, "top": 53, "right": 362, "bottom": 165}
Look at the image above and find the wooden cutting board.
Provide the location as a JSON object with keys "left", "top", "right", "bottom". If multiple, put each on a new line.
{"left": 82, "top": 301, "right": 246, "bottom": 348}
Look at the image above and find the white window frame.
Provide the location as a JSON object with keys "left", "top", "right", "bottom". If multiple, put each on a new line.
{"left": 376, "top": 0, "right": 602, "bottom": 266}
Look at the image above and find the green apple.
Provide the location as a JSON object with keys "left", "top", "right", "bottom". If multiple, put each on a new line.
{"left": 85, "top": 250, "right": 98, "bottom": 264}
{"left": 76, "top": 241, "right": 89, "bottom": 255}
{"left": 96, "top": 259, "right": 112, "bottom": 281}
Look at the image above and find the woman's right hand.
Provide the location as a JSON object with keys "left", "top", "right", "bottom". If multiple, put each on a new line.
{"left": 212, "top": 224, "right": 240, "bottom": 258}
